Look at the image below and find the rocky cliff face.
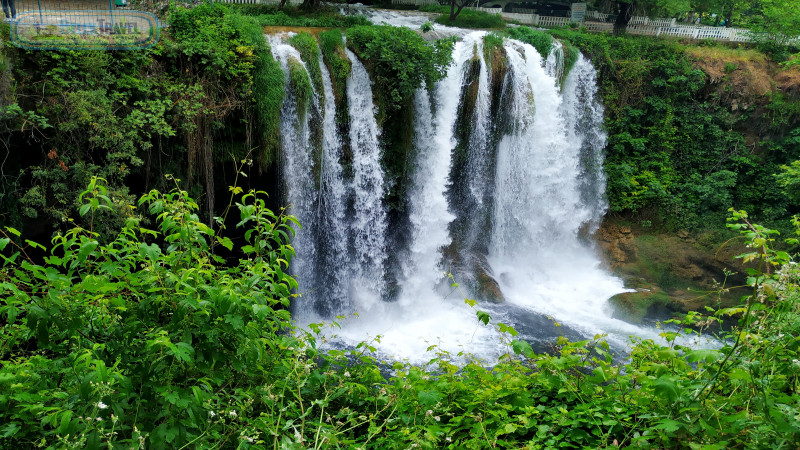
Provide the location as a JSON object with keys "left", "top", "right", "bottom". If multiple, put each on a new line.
{"left": 596, "top": 218, "right": 750, "bottom": 323}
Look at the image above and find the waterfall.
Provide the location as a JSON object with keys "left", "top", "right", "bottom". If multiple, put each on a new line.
{"left": 344, "top": 48, "right": 389, "bottom": 307}
{"left": 545, "top": 40, "right": 564, "bottom": 81}
{"left": 313, "top": 53, "right": 351, "bottom": 316}
{"left": 488, "top": 41, "right": 646, "bottom": 346}
{"left": 561, "top": 54, "right": 609, "bottom": 232}
{"left": 272, "top": 28, "right": 689, "bottom": 362}
{"left": 327, "top": 36, "right": 504, "bottom": 362}
{"left": 269, "top": 36, "right": 321, "bottom": 315}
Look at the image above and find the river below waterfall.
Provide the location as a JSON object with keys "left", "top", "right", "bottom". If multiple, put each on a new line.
{"left": 269, "top": 18, "right": 714, "bottom": 364}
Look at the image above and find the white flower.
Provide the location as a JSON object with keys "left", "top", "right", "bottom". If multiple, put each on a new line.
{"left": 97, "top": 401, "right": 108, "bottom": 410}
{"left": 229, "top": 410, "right": 237, "bottom": 418}
{"left": 209, "top": 411, "right": 216, "bottom": 418}
{"left": 426, "top": 410, "right": 433, "bottom": 416}
{"left": 344, "top": 371, "right": 350, "bottom": 377}
{"left": 446, "top": 436, "right": 452, "bottom": 442}
{"left": 434, "top": 416, "right": 440, "bottom": 422}
{"left": 96, "top": 417, "right": 102, "bottom": 422}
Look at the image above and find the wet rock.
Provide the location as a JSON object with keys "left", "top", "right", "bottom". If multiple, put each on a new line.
{"left": 608, "top": 287, "right": 673, "bottom": 324}
{"left": 473, "top": 256, "right": 504, "bottom": 303}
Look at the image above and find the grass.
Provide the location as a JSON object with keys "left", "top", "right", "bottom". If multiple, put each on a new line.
{"left": 685, "top": 44, "right": 768, "bottom": 63}
{"left": 506, "top": 27, "right": 554, "bottom": 58}
{"left": 229, "top": 13, "right": 285, "bottom": 170}
{"left": 289, "top": 32, "right": 324, "bottom": 107}
{"left": 419, "top": 5, "right": 505, "bottom": 29}
{"left": 228, "top": 5, "right": 370, "bottom": 28}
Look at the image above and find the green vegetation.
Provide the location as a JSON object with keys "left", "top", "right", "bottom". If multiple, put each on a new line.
{"left": 318, "top": 29, "right": 351, "bottom": 90}
{"left": 288, "top": 59, "right": 313, "bottom": 124}
{"left": 228, "top": 5, "right": 371, "bottom": 28}
{"left": 228, "top": 14, "right": 286, "bottom": 170}
{"left": 1, "top": 183, "right": 799, "bottom": 448}
{"left": 551, "top": 27, "right": 800, "bottom": 231}
{"left": 420, "top": 5, "right": 505, "bottom": 29}
{"left": 289, "top": 32, "right": 324, "bottom": 108}
{"left": 346, "top": 25, "right": 454, "bottom": 119}
{"left": 505, "top": 27, "right": 554, "bottom": 58}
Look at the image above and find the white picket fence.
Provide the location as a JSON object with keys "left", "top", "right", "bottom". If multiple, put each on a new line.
{"left": 215, "top": 0, "right": 304, "bottom": 4}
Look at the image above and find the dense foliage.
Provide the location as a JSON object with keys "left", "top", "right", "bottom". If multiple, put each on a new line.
{"left": 345, "top": 25, "right": 454, "bottom": 119}
{"left": 0, "top": 3, "right": 289, "bottom": 233}
{"left": 550, "top": 28, "right": 800, "bottom": 231}
{"left": 1, "top": 184, "right": 799, "bottom": 448}
{"left": 419, "top": 5, "right": 506, "bottom": 29}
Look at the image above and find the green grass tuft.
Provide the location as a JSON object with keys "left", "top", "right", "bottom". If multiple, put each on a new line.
{"left": 506, "top": 27, "right": 554, "bottom": 58}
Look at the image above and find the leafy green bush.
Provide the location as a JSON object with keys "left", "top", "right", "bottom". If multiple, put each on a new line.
{"left": 227, "top": 13, "right": 286, "bottom": 169}
{"left": 289, "top": 32, "right": 324, "bottom": 104}
{"left": 430, "top": 7, "right": 506, "bottom": 29}
{"left": 506, "top": 26, "right": 554, "bottom": 57}
{"left": 288, "top": 58, "right": 313, "bottom": 121}
{"left": 346, "top": 25, "right": 453, "bottom": 119}
{"left": 319, "top": 29, "right": 351, "bottom": 82}
{"left": 2, "top": 181, "right": 800, "bottom": 448}
{"left": 0, "top": 177, "right": 300, "bottom": 447}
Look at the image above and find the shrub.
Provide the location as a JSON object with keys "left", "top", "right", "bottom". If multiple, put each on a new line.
{"left": 0, "top": 177, "right": 300, "bottom": 447}
{"left": 346, "top": 25, "right": 453, "bottom": 118}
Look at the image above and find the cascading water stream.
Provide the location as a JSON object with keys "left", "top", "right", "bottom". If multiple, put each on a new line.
{"left": 487, "top": 41, "right": 669, "bottom": 347}
{"left": 310, "top": 54, "right": 351, "bottom": 317}
{"left": 269, "top": 35, "right": 321, "bottom": 312}
{"left": 344, "top": 49, "right": 389, "bottom": 306}
{"left": 561, "top": 54, "right": 609, "bottom": 231}
{"left": 326, "top": 35, "right": 504, "bottom": 362}
{"left": 273, "top": 26, "right": 714, "bottom": 362}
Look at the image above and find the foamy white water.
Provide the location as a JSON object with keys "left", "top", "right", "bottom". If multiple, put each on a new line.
{"left": 325, "top": 36, "right": 506, "bottom": 364}
{"left": 274, "top": 29, "right": 716, "bottom": 363}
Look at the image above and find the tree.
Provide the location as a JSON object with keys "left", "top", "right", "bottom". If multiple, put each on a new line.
{"left": 613, "top": 0, "right": 691, "bottom": 32}
{"left": 751, "top": 0, "right": 800, "bottom": 43}
{"left": 438, "top": 0, "right": 471, "bottom": 21}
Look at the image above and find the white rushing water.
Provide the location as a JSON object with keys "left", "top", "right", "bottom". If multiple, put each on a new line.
{"left": 272, "top": 28, "right": 713, "bottom": 363}
{"left": 325, "top": 36, "right": 506, "bottom": 363}
{"left": 362, "top": 8, "right": 471, "bottom": 38}
{"left": 345, "top": 48, "right": 389, "bottom": 304}
{"left": 313, "top": 53, "right": 351, "bottom": 316}
{"left": 269, "top": 35, "right": 321, "bottom": 310}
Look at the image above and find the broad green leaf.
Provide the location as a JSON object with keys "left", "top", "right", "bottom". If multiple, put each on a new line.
{"left": 652, "top": 376, "right": 680, "bottom": 402}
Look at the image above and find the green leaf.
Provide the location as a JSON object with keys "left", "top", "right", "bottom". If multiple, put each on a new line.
{"left": 172, "top": 342, "right": 195, "bottom": 364}
{"left": 511, "top": 339, "right": 533, "bottom": 357}
{"left": 686, "top": 349, "right": 719, "bottom": 364}
{"left": 139, "top": 243, "right": 162, "bottom": 260}
{"left": 217, "top": 236, "right": 234, "bottom": 251}
{"left": 654, "top": 418, "right": 684, "bottom": 433}
{"left": 476, "top": 310, "right": 491, "bottom": 325}
{"left": 652, "top": 376, "right": 680, "bottom": 402}
{"left": 0, "top": 423, "right": 20, "bottom": 438}
{"left": 418, "top": 390, "right": 442, "bottom": 406}
{"left": 0, "top": 238, "right": 9, "bottom": 251}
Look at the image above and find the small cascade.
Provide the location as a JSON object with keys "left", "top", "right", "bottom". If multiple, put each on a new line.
{"left": 269, "top": 36, "right": 321, "bottom": 312}
{"left": 344, "top": 48, "right": 388, "bottom": 305}
{"left": 545, "top": 40, "right": 565, "bottom": 81}
{"left": 312, "top": 54, "right": 350, "bottom": 316}
{"left": 561, "top": 54, "right": 609, "bottom": 232}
